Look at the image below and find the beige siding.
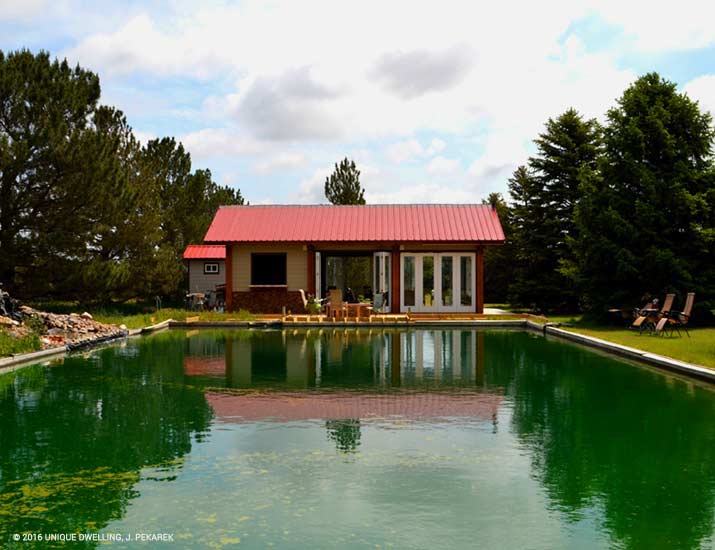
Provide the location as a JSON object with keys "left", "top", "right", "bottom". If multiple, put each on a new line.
{"left": 230, "top": 244, "right": 307, "bottom": 291}
{"left": 188, "top": 260, "right": 225, "bottom": 293}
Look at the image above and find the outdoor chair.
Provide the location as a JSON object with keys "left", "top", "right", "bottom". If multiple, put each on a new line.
{"left": 372, "top": 292, "right": 385, "bottom": 314}
{"left": 655, "top": 292, "right": 695, "bottom": 337}
{"left": 631, "top": 293, "right": 674, "bottom": 334}
{"left": 326, "top": 289, "right": 347, "bottom": 320}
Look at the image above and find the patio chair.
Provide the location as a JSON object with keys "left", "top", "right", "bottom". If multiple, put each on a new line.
{"left": 326, "top": 289, "right": 347, "bottom": 320}
{"left": 373, "top": 292, "right": 385, "bottom": 314}
{"left": 631, "top": 293, "right": 674, "bottom": 334}
{"left": 655, "top": 292, "right": 695, "bottom": 337}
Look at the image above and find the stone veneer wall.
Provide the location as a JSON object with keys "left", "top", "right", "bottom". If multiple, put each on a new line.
{"left": 232, "top": 288, "right": 304, "bottom": 314}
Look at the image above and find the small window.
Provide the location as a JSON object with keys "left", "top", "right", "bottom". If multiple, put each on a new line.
{"left": 251, "top": 253, "right": 287, "bottom": 285}
{"left": 204, "top": 262, "right": 220, "bottom": 274}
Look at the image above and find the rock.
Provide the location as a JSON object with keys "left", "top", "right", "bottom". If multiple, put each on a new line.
{"left": 0, "top": 316, "right": 14, "bottom": 326}
{"left": 81, "top": 312, "right": 93, "bottom": 320}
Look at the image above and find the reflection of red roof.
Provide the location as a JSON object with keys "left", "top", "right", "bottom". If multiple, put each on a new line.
{"left": 207, "top": 391, "right": 502, "bottom": 422}
{"left": 183, "top": 244, "right": 226, "bottom": 259}
{"left": 203, "top": 205, "right": 505, "bottom": 243}
{"left": 184, "top": 356, "right": 225, "bottom": 376}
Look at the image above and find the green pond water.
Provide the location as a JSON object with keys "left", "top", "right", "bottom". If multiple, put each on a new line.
{"left": 1, "top": 328, "right": 715, "bottom": 549}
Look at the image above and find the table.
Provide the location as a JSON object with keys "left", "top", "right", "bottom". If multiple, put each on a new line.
{"left": 346, "top": 303, "right": 371, "bottom": 317}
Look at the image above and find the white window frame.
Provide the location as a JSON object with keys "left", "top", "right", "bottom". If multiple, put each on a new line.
{"left": 400, "top": 253, "right": 475, "bottom": 313}
{"left": 204, "top": 262, "right": 220, "bottom": 274}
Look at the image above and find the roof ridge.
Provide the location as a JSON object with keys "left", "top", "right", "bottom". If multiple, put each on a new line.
{"left": 218, "top": 203, "right": 489, "bottom": 208}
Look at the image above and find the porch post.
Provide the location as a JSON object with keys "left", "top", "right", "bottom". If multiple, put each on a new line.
{"left": 225, "top": 243, "right": 233, "bottom": 311}
{"left": 391, "top": 244, "right": 400, "bottom": 313}
{"left": 476, "top": 246, "right": 484, "bottom": 314}
{"left": 307, "top": 244, "right": 316, "bottom": 295}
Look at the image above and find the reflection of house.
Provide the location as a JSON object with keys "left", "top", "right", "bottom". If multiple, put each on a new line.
{"left": 184, "top": 328, "right": 486, "bottom": 390}
{"left": 182, "top": 244, "right": 226, "bottom": 294}
{"left": 201, "top": 205, "right": 505, "bottom": 313}
{"left": 206, "top": 391, "right": 501, "bottom": 423}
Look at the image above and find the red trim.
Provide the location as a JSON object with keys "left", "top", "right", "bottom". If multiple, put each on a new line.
{"left": 391, "top": 245, "right": 400, "bottom": 312}
{"left": 225, "top": 245, "right": 233, "bottom": 311}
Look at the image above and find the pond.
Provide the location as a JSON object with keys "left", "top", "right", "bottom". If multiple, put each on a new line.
{"left": 1, "top": 328, "right": 715, "bottom": 549}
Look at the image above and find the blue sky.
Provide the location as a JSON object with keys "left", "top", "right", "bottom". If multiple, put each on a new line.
{"left": 2, "top": 0, "right": 715, "bottom": 204}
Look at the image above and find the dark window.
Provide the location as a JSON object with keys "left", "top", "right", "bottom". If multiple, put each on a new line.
{"left": 204, "top": 262, "right": 220, "bottom": 274}
{"left": 251, "top": 253, "right": 287, "bottom": 285}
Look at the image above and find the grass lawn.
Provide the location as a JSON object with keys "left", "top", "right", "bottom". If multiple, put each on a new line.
{"left": 546, "top": 314, "right": 715, "bottom": 369}
{"left": 91, "top": 308, "right": 255, "bottom": 329}
{"left": 0, "top": 329, "right": 41, "bottom": 356}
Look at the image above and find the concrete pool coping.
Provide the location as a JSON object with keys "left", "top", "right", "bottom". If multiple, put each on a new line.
{"left": 2, "top": 318, "right": 713, "bottom": 383}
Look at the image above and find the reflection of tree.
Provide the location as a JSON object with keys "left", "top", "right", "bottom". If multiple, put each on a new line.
{"left": 486, "top": 332, "right": 715, "bottom": 550}
{"left": 0, "top": 331, "right": 213, "bottom": 545}
{"left": 326, "top": 419, "right": 362, "bottom": 453}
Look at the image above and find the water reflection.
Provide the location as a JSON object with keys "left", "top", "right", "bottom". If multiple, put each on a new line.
{"left": 183, "top": 328, "right": 487, "bottom": 390}
{"left": 2, "top": 329, "right": 715, "bottom": 549}
{"left": 0, "top": 338, "right": 213, "bottom": 544}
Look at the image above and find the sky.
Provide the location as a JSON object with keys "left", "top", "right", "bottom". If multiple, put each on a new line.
{"left": 2, "top": 0, "right": 715, "bottom": 205}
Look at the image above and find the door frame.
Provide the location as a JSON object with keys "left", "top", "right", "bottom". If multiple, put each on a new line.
{"left": 400, "top": 252, "right": 476, "bottom": 313}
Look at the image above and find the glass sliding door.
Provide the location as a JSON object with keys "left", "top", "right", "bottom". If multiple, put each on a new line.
{"left": 402, "top": 256, "right": 416, "bottom": 308}
{"left": 422, "top": 256, "right": 435, "bottom": 308}
{"left": 460, "top": 256, "right": 472, "bottom": 307}
{"left": 441, "top": 256, "right": 453, "bottom": 307}
{"left": 401, "top": 252, "right": 475, "bottom": 312}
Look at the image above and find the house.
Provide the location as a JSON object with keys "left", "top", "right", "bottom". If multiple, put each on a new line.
{"left": 182, "top": 244, "right": 226, "bottom": 295}
{"left": 201, "top": 204, "right": 505, "bottom": 314}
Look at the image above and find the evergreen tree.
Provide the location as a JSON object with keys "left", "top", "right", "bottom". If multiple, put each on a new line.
{"left": 142, "top": 137, "right": 245, "bottom": 298}
{"left": 324, "top": 158, "right": 365, "bottom": 205}
{"left": 482, "top": 193, "right": 513, "bottom": 303}
{"left": 0, "top": 49, "right": 246, "bottom": 302}
{"left": 571, "top": 73, "right": 715, "bottom": 316}
{"left": 508, "top": 109, "right": 602, "bottom": 311}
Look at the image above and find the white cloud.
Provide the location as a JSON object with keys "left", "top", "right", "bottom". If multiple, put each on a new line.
{"left": 51, "top": 0, "right": 705, "bottom": 200}
{"left": 254, "top": 153, "right": 306, "bottom": 174}
{"left": 683, "top": 74, "right": 715, "bottom": 119}
{"left": 425, "top": 138, "right": 446, "bottom": 156}
{"left": 290, "top": 167, "right": 331, "bottom": 204}
{"left": 385, "top": 138, "right": 447, "bottom": 163}
{"left": 385, "top": 139, "right": 425, "bottom": 163}
{"left": 0, "top": 0, "right": 47, "bottom": 20}
{"left": 367, "top": 183, "right": 474, "bottom": 204}
{"left": 427, "top": 156, "right": 461, "bottom": 176}
{"left": 179, "top": 128, "right": 265, "bottom": 158}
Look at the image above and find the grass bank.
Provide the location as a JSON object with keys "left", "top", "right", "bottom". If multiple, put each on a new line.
{"left": 0, "top": 329, "right": 41, "bottom": 356}
{"left": 546, "top": 315, "right": 715, "bottom": 369}
{"left": 91, "top": 308, "right": 255, "bottom": 329}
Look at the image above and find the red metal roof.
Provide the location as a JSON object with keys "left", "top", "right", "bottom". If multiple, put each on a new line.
{"left": 203, "top": 205, "right": 505, "bottom": 243}
{"left": 183, "top": 244, "right": 226, "bottom": 259}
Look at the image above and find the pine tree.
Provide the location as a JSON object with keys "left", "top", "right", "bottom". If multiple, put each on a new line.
{"left": 324, "top": 158, "right": 366, "bottom": 205}
{"left": 482, "top": 193, "right": 513, "bottom": 303}
{"left": 572, "top": 73, "right": 715, "bottom": 316}
{"left": 508, "top": 110, "right": 602, "bottom": 312}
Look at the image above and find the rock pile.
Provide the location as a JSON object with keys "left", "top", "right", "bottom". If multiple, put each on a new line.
{"left": 15, "top": 306, "right": 128, "bottom": 351}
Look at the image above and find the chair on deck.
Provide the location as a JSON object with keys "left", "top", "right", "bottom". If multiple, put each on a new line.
{"left": 655, "top": 292, "right": 695, "bottom": 337}
{"left": 631, "top": 293, "right": 674, "bottom": 334}
{"left": 326, "top": 289, "right": 347, "bottom": 320}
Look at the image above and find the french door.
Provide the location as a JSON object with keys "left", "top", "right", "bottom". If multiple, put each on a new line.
{"left": 400, "top": 253, "right": 475, "bottom": 312}
{"left": 373, "top": 251, "right": 391, "bottom": 313}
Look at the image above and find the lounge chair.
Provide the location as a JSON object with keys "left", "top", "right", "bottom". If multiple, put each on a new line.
{"left": 631, "top": 293, "right": 674, "bottom": 334}
{"left": 655, "top": 292, "right": 695, "bottom": 337}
